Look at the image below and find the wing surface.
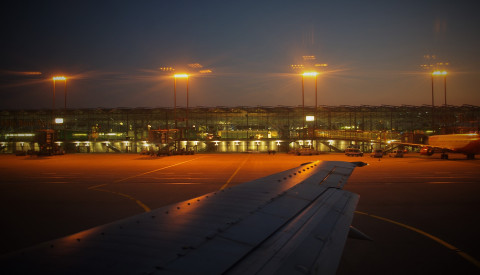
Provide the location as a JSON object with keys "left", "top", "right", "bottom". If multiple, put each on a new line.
{"left": 1, "top": 160, "right": 361, "bottom": 275}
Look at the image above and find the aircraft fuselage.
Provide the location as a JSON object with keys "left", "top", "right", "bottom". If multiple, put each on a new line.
{"left": 427, "top": 133, "right": 480, "bottom": 158}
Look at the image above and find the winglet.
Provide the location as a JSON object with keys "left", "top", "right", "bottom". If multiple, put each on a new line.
{"left": 350, "top": 161, "right": 368, "bottom": 167}
{"left": 348, "top": 226, "right": 373, "bottom": 241}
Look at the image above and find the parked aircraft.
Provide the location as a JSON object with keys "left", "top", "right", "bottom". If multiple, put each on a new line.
{"left": 398, "top": 133, "right": 480, "bottom": 159}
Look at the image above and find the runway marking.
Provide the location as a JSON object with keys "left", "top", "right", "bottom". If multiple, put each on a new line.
{"left": 113, "top": 157, "right": 205, "bottom": 183}
{"left": 220, "top": 155, "right": 250, "bottom": 190}
{"left": 159, "top": 182, "right": 205, "bottom": 185}
{"left": 139, "top": 177, "right": 217, "bottom": 180}
{"left": 34, "top": 176, "right": 69, "bottom": 179}
{"left": 427, "top": 181, "right": 460, "bottom": 184}
{"left": 88, "top": 183, "right": 107, "bottom": 189}
{"left": 92, "top": 187, "right": 151, "bottom": 212}
{"left": 355, "top": 211, "right": 480, "bottom": 269}
{"left": 89, "top": 157, "right": 206, "bottom": 213}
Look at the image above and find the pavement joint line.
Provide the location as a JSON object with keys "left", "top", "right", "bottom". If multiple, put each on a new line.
{"left": 355, "top": 211, "right": 480, "bottom": 269}
{"left": 88, "top": 183, "right": 107, "bottom": 189}
{"left": 88, "top": 156, "right": 207, "bottom": 213}
{"left": 220, "top": 155, "right": 251, "bottom": 190}
{"left": 113, "top": 156, "right": 206, "bottom": 183}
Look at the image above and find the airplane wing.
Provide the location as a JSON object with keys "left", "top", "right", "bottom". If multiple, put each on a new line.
{"left": 1, "top": 160, "right": 363, "bottom": 275}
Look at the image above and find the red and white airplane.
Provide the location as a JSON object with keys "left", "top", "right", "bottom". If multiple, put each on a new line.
{"left": 399, "top": 133, "right": 480, "bottom": 159}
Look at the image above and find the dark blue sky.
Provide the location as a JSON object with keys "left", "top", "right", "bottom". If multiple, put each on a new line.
{"left": 1, "top": 0, "right": 479, "bottom": 109}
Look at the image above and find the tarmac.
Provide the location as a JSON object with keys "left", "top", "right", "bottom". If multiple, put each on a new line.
{"left": 0, "top": 152, "right": 479, "bottom": 274}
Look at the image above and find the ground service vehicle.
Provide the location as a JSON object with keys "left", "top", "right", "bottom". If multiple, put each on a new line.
{"left": 345, "top": 148, "right": 363, "bottom": 157}
{"left": 389, "top": 150, "right": 404, "bottom": 158}
{"left": 371, "top": 149, "right": 384, "bottom": 158}
{"left": 293, "top": 148, "right": 320, "bottom": 156}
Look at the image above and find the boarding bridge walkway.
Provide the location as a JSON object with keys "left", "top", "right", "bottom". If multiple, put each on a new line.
{"left": 105, "top": 143, "right": 121, "bottom": 153}
{"left": 315, "top": 130, "right": 402, "bottom": 144}
{"left": 319, "top": 141, "right": 343, "bottom": 152}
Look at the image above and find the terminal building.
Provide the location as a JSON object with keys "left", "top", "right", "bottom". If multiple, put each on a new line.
{"left": 1, "top": 105, "right": 479, "bottom": 154}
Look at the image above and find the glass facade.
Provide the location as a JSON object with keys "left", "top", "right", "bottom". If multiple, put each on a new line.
{"left": 1, "top": 105, "right": 478, "bottom": 154}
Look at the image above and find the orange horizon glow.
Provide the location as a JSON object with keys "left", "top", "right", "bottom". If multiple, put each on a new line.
{"left": 302, "top": 72, "right": 318, "bottom": 76}
{"left": 174, "top": 74, "right": 189, "bottom": 78}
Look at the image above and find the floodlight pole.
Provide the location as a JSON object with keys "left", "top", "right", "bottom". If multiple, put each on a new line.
{"left": 444, "top": 74, "right": 447, "bottom": 107}
{"left": 314, "top": 74, "right": 317, "bottom": 148}
{"left": 174, "top": 77, "right": 177, "bottom": 130}
{"left": 443, "top": 74, "right": 447, "bottom": 132}
{"left": 186, "top": 76, "right": 189, "bottom": 141}
{"left": 52, "top": 79, "right": 56, "bottom": 129}
{"left": 301, "top": 75, "right": 305, "bottom": 139}
{"left": 173, "top": 74, "right": 189, "bottom": 147}
{"left": 53, "top": 80, "right": 56, "bottom": 111}
{"left": 64, "top": 79, "right": 67, "bottom": 111}
{"left": 431, "top": 73, "right": 435, "bottom": 134}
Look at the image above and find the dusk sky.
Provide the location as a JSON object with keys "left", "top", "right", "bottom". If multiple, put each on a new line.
{"left": 1, "top": 0, "right": 479, "bottom": 109}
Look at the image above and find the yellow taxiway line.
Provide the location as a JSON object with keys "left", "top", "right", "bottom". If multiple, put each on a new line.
{"left": 355, "top": 211, "right": 480, "bottom": 270}
{"left": 220, "top": 155, "right": 250, "bottom": 190}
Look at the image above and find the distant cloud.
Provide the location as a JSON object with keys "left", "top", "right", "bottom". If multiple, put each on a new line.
{"left": 1, "top": 70, "right": 42, "bottom": 76}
